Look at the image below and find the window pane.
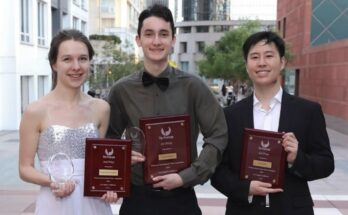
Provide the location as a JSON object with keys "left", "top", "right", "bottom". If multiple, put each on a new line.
{"left": 180, "top": 61, "right": 189, "bottom": 72}
{"left": 21, "top": 0, "right": 31, "bottom": 42}
{"left": 37, "top": 1, "right": 46, "bottom": 45}
{"left": 73, "top": 17, "right": 79, "bottom": 29}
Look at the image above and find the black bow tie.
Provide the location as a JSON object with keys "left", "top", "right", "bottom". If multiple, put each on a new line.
{"left": 142, "top": 72, "right": 169, "bottom": 91}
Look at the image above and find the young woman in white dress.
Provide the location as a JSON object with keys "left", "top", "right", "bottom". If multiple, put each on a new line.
{"left": 19, "top": 29, "right": 118, "bottom": 215}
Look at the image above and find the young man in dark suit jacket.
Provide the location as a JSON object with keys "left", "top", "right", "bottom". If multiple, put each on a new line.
{"left": 211, "top": 31, "right": 334, "bottom": 215}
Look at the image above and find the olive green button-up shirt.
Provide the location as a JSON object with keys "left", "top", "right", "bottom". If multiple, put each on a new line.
{"left": 107, "top": 66, "right": 227, "bottom": 187}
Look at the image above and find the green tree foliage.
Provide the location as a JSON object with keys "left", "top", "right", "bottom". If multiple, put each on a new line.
{"left": 198, "top": 20, "right": 261, "bottom": 81}
{"left": 89, "top": 34, "right": 121, "bottom": 44}
{"left": 198, "top": 20, "right": 294, "bottom": 81}
{"left": 109, "top": 50, "right": 142, "bottom": 81}
{"left": 88, "top": 35, "right": 141, "bottom": 90}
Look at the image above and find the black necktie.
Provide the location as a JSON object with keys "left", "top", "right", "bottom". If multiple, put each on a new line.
{"left": 142, "top": 72, "right": 169, "bottom": 91}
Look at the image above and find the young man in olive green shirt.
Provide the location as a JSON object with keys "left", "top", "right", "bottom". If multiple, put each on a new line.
{"left": 107, "top": 4, "right": 227, "bottom": 215}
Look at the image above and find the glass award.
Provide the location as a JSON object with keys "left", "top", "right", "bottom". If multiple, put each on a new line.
{"left": 47, "top": 152, "right": 74, "bottom": 184}
{"left": 122, "top": 127, "right": 146, "bottom": 154}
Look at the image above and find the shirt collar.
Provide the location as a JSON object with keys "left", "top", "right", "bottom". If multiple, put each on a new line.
{"left": 143, "top": 65, "right": 171, "bottom": 78}
{"left": 253, "top": 87, "right": 283, "bottom": 107}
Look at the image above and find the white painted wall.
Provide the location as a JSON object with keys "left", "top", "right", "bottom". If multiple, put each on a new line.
{"left": 0, "top": 0, "right": 91, "bottom": 130}
{"left": 0, "top": 0, "right": 19, "bottom": 130}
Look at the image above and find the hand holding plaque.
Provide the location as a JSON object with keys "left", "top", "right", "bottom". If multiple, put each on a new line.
{"left": 240, "top": 128, "right": 286, "bottom": 188}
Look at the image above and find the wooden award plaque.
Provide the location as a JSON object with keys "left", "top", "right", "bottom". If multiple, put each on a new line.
{"left": 84, "top": 138, "right": 131, "bottom": 197}
{"left": 240, "top": 128, "right": 286, "bottom": 188}
{"left": 140, "top": 115, "right": 191, "bottom": 184}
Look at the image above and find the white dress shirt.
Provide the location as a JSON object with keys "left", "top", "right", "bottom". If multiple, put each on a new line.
{"left": 253, "top": 88, "right": 282, "bottom": 132}
{"left": 248, "top": 87, "right": 283, "bottom": 205}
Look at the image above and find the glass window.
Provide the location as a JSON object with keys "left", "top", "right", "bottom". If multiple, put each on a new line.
{"left": 73, "top": 17, "right": 79, "bottom": 29}
{"left": 180, "top": 61, "right": 189, "bottom": 72}
{"left": 214, "top": 25, "right": 229, "bottom": 32}
{"left": 101, "top": 0, "right": 114, "bottom": 14}
{"left": 81, "top": 0, "right": 87, "bottom": 10}
{"left": 180, "top": 27, "right": 191, "bottom": 33}
{"left": 38, "top": 76, "right": 48, "bottom": 98}
{"left": 21, "top": 76, "right": 33, "bottom": 113}
{"left": 196, "top": 41, "right": 205, "bottom": 53}
{"left": 81, "top": 21, "right": 87, "bottom": 34}
{"left": 62, "top": 12, "right": 69, "bottom": 29}
{"left": 37, "top": 0, "right": 46, "bottom": 46}
{"left": 196, "top": 26, "right": 209, "bottom": 33}
{"left": 21, "top": 0, "right": 31, "bottom": 43}
{"left": 73, "top": 0, "right": 80, "bottom": 6}
{"left": 180, "top": 42, "right": 187, "bottom": 53}
{"left": 283, "top": 69, "right": 297, "bottom": 95}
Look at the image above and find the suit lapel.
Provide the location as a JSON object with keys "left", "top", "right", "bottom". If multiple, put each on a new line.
{"left": 278, "top": 91, "right": 293, "bottom": 132}
{"left": 243, "top": 95, "right": 254, "bottom": 129}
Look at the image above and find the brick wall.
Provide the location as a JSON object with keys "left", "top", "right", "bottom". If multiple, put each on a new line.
{"left": 277, "top": 0, "right": 348, "bottom": 120}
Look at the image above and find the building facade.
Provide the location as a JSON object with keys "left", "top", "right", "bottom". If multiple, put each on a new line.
{"left": 278, "top": 0, "right": 348, "bottom": 120}
{"left": 89, "top": 0, "right": 144, "bottom": 54}
{"left": 88, "top": 0, "right": 144, "bottom": 95}
{"left": 172, "top": 0, "right": 276, "bottom": 74}
{"left": 182, "top": 0, "right": 230, "bottom": 21}
{"left": 0, "top": 0, "right": 89, "bottom": 130}
{"left": 172, "top": 20, "right": 275, "bottom": 74}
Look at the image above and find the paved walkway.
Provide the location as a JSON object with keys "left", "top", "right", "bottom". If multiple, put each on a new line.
{"left": 0, "top": 114, "right": 348, "bottom": 215}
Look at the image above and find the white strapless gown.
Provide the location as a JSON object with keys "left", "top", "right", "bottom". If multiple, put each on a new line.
{"left": 35, "top": 123, "right": 113, "bottom": 215}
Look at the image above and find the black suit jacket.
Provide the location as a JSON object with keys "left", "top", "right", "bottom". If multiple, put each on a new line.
{"left": 211, "top": 92, "right": 334, "bottom": 215}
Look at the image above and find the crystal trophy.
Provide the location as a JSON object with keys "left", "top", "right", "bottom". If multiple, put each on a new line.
{"left": 122, "top": 127, "right": 146, "bottom": 154}
{"left": 47, "top": 152, "right": 74, "bottom": 184}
